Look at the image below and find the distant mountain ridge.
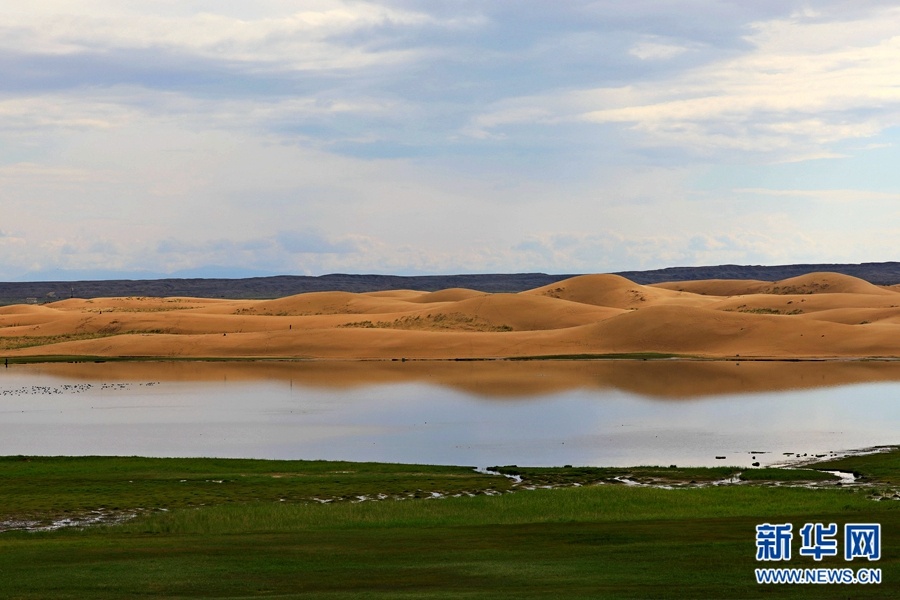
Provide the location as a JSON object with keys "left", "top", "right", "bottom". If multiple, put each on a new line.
{"left": 615, "top": 261, "right": 900, "bottom": 285}
{"left": 1, "top": 262, "right": 898, "bottom": 305}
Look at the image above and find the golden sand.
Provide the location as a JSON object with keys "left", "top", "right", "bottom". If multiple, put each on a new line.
{"left": 2, "top": 272, "right": 898, "bottom": 360}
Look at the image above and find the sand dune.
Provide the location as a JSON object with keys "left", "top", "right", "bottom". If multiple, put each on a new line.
{"left": 793, "top": 307, "right": 900, "bottom": 325}
{"left": 0, "top": 304, "right": 60, "bottom": 315}
{"left": 362, "top": 289, "right": 424, "bottom": 299}
{"left": 406, "top": 288, "right": 487, "bottom": 303}
{"left": 2, "top": 272, "right": 898, "bottom": 360}
{"left": 570, "top": 304, "right": 898, "bottom": 357}
{"left": 523, "top": 273, "right": 716, "bottom": 309}
{"left": 249, "top": 291, "right": 423, "bottom": 316}
{"left": 428, "top": 293, "right": 623, "bottom": 330}
{"left": 763, "top": 272, "right": 895, "bottom": 295}
{"left": 708, "top": 292, "right": 897, "bottom": 316}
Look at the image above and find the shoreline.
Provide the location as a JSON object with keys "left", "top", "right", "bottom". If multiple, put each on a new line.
{"left": 5, "top": 353, "right": 900, "bottom": 365}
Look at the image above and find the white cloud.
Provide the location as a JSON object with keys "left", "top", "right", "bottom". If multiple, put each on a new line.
{"left": 629, "top": 38, "right": 692, "bottom": 61}
{"left": 587, "top": 14, "right": 900, "bottom": 155}
{"left": 468, "top": 6, "right": 900, "bottom": 162}
{"left": 277, "top": 230, "right": 362, "bottom": 254}
{"left": 0, "top": 95, "right": 136, "bottom": 131}
{"left": 0, "top": 2, "right": 446, "bottom": 70}
{"left": 0, "top": 162, "right": 109, "bottom": 185}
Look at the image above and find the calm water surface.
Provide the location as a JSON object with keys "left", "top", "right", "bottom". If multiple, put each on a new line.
{"left": 1, "top": 361, "right": 898, "bottom": 468}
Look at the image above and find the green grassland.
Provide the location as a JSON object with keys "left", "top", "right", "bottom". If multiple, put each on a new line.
{"left": 0, "top": 456, "right": 511, "bottom": 524}
{"left": 0, "top": 451, "right": 898, "bottom": 599}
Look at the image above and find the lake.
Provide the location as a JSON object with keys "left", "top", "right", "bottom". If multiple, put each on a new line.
{"left": 1, "top": 360, "right": 898, "bottom": 468}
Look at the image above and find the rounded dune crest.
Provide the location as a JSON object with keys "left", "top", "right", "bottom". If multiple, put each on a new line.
{"left": 0, "top": 303, "right": 59, "bottom": 315}
{"left": 523, "top": 273, "right": 684, "bottom": 309}
{"left": 765, "top": 272, "right": 895, "bottom": 296}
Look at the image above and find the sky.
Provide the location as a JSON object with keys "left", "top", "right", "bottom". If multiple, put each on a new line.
{"left": 1, "top": 1, "right": 899, "bottom": 281}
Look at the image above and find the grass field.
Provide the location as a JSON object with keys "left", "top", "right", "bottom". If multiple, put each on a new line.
{"left": 0, "top": 450, "right": 898, "bottom": 598}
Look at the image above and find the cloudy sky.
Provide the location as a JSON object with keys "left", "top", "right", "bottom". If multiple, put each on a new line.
{"left": 2, "top": 1, "right": 899, "bottom": 280}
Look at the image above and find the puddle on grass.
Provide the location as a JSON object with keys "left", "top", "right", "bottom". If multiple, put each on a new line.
{"left": 0, "top": 510, "right": 139, "bottom": 533}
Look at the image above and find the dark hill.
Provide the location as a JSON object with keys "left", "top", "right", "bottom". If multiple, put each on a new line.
{"left": 616, "top": 261, "right": 900, "bottom": 286}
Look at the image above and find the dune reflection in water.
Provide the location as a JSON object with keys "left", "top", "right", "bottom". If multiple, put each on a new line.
{"left": 0, "top": 360, "right": 898, "bottom": 467}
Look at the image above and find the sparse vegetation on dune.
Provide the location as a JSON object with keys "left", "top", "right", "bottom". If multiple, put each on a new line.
{"left": 338, "top": 313, "right": 514, "bottom": 332}
{"left": 0, "top": 331, "right": 168, "bottom": 350}
{"left": 729, "top": 306, "right": 805, "bottom": 315}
